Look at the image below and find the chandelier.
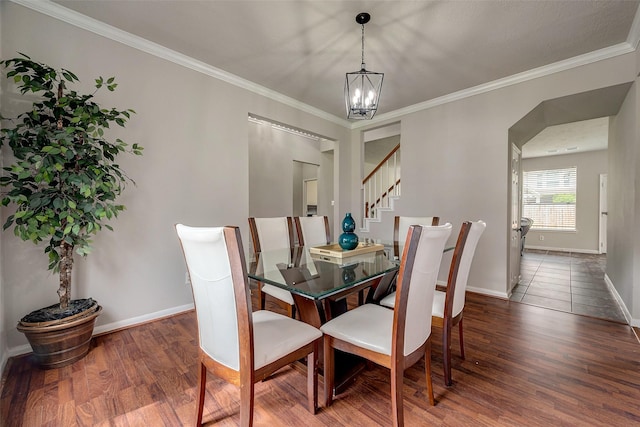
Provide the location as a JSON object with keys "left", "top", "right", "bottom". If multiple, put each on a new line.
{"left": 345, "top": 12, "right": 384, "bottom": 120}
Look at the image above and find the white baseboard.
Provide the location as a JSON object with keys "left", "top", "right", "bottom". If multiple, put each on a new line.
{"left": 437, "top": 280, "right": 509, "bottom": 300}
{"left": 525, "top": 245, "right": 600, "bottom": 254}
{"left": 604, "top": 274, "right": 636, "bottom": 326}
{"left": 93, "top": 303, "right": 194, "bottom": 335}
{"left": 7, "top": 303, "right": 195, "bottom": 358}
{"left": 467, "top": 285, "right": 509, "bottom": 299}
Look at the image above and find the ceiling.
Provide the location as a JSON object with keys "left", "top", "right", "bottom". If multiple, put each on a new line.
{"left": 522, "top": 117, "right": 609, "bottom": 159}
{"left": 50, "top": 0, "right": 640, "bottom": 122}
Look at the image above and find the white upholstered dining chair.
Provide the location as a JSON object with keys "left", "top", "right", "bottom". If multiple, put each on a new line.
{"left": 393, "top": 216, "right": 440, "bottom": 258}
{"left": 368, "top": 215, "right": 441, "bottom": 303}
{"left": 321, "top": 223, "right": 452, "bottom": 426}
{"left": 295, "top": 215, "right": 331, "bottom": 247}
{"left": 381, "top": 220, "right": 486, "bottom": 386}
{"left": 248, "top": 217, "right": 296, "bottom": 317}
{"left": 175, "top": 224, "right": 322, "bottom": 426}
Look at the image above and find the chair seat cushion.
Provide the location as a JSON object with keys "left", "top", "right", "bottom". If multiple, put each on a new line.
{"left": 261, "top": 283, "right": 295, "bottom": 305}
{"left": 253, "top": 310, "right": 322, "bottom": 369}
{"left": 320, "top": 304, "right": 394, "bottom": 356}
{"left": 379, "top": 291, "right": 396, "bottom": 308}
{"left": 432, "top": 289, "right": 445, "bottom": 318}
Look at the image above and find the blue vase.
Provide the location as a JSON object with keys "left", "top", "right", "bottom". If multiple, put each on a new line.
{"left": 342, "top": 212, "right": 356, "bottom": 232}
{"left": 339, "top": 213, "right": 359, "bottom": 250}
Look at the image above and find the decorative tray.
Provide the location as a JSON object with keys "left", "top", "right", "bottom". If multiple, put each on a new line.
{"left": 309, "top": 242, "right": 384, "bottom": 259}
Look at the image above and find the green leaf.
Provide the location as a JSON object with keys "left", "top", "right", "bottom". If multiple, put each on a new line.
{"left": 0, "top": 57, "right": 141, "bottom": 272}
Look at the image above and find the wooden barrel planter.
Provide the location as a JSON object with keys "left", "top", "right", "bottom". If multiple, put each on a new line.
{"left": 17, "top": 302, "right": 102, "bottom": 369}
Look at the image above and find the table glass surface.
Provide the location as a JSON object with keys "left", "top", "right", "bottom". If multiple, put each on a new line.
{"left": 247, "top": 246, "right": 398, "bottom": 300}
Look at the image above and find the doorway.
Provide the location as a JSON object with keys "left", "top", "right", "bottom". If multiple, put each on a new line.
{"left": 508, "top": 112, "right": 623, "bottom": 322}
{"left": 292, "top": 160, "right": 319, "bottom": 217}
{"left": 304, "top": 178, "right": 318, "bottom": 216}
{"left": 506, "top": 84, "right": 631, "bottom": 299}
{"left": 248, "top": 114, "right": 335, "bottom": 228}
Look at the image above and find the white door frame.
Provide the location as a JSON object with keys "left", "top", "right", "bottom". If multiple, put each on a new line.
{"left": 509, "top": 144, "right": 522, "bottom": 293}
{"left": 599, "top": 173, "right": 607, "bottom": 254}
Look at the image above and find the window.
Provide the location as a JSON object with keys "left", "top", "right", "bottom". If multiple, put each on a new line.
{"left": 523, "top": 167, "right": 576, "bottom": 230}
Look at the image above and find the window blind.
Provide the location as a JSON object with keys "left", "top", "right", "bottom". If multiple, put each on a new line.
{"left": 523, "top": 167, "right": 577, "bottom": 230}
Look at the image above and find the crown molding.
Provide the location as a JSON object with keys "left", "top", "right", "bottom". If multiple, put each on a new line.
{"left": 353, "top": 42, "right": 636, "bottom": 129}
{"left": 10, "top": 0, "right": 351, "bottom": 128}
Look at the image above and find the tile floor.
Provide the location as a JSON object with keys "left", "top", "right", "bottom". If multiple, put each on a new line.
{"left": 510, "top": 249, "right": 627, "bottom": 323}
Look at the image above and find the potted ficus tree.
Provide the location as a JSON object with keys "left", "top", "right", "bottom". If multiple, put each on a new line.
{"left": 0, "top": 54, "right": 143, "bottom": 368}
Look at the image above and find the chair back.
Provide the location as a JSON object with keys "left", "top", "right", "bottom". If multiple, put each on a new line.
{"left": 394, "top": 223, "right": 451, "bottom": 356}
{"left": 394, "top": 216, "right": 440, "bottom": 257}
{"left": 249, "top": 217, "right": 294, "bottom": 254}
{"left": 447, "top": 220, "right": 486, "bottom": 318}
{"left": 175, "top": 225, "right": 251, "bottom": 372}
{"left": 295, "top": 216, "right": 330, "bottom": 247}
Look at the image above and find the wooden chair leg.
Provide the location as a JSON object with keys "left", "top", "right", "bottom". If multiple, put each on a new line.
{"left": 458, "top": 319, "right": 465, "bottom": 359}
{"left": 196, "top": 362, "right": 206, "bottom": 426}
{"left": 391, "top": 364, "right": 404, "bottom": 427}
{"left": 443, "top": 321, "right": 453, "bottom": 387}
{"left": 307, "top": 340, "right": 319, "bottom": 414}
{"left": 323, "top": 335, "right": 335, "bottom": 407}
{"left": 425, "top": 340, "right": 435, "bottom": 406}
{"left": 239, "top": 376, "right": 255, "bottom": 427}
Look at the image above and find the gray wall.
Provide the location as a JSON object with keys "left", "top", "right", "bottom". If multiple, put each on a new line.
{"left": 523, "top": 149, "right": 607, "bottom": 253}
{"left": 608, "top": 81, "right": 638, "bottom": 319}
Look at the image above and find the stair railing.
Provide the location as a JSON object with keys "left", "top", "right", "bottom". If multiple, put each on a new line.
{"left": 362, "top": 144, "right": 401, "bottom": 224}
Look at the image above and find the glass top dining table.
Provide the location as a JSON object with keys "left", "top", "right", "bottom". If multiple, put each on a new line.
{"left": 246, "top": 245, "right": 399, "bottom": 302}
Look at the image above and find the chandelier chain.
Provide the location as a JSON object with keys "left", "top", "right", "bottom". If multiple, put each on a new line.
{"left": 361, "top": 23, "right": 366, "bottom": 68}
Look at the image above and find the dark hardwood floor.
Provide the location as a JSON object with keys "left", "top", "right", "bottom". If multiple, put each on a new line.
{"left": 2, "top": 291, "right": 640, "bottom": 426}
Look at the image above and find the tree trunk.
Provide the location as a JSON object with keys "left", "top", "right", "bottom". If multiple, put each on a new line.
{"left": 56, "top": 81, "right": 72, "bottom": 309}
{"left": 58, "top": 241, "right": 73, "bottom": 309}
